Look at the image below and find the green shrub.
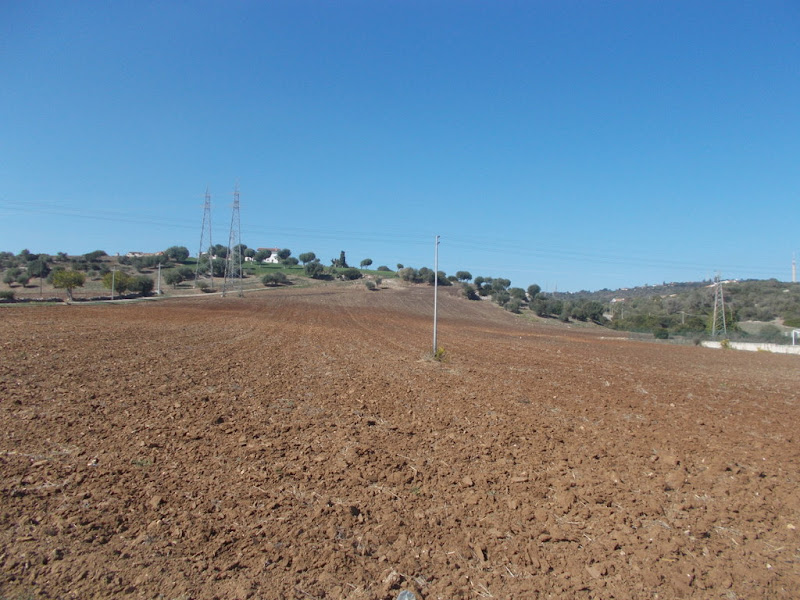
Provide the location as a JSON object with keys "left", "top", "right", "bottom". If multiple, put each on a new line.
{"left": 262, "top": 272, "right": 289, "bottom": 286}
{"left": 653, "top": 328, "right": 669, "bottom": 339}
{"left": 0, "top": 290, "right": 14, "bottom": 301}
{"left": 130, "top": 275, "right": 155, "bottom": 296}
{"left": 462, "top": 283, "right": 479, "bottom": 301}
{"left": 339, "top": 268, "right": 362, "bottom": 280}
{"left": 505, "top": 299, "right": 522, "bottom": 313}
{"left": 758, "top": 324, "right": 786, "bottom": 343}
{"left": 304, "top": 261, "right": 325, "bottom": 278}
{"left": 364, "top": 280, "right": 376, "bottom": 291}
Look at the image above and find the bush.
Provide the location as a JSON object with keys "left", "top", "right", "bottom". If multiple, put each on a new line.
{"left": 130, "top": 275, "right": 155, "bottom": 296}
{"left": 492, "top": 290, "right": 511, "bottom": 307}
{"left": 3, "top": 268, "right": 21, "bottom": 285}
{"left": 758, "top": 324, "right": 786, "bottom": 343}
{"left": 505, "top": 299, "right": 522, "bottom": 313}
{"left": 653, "top": 328, "right": 669, "bottom": 339}
{"left": 304, "top": 261, "right": 325, "bottom": 279}
{"left": 0, "top": 290, "right": 14, "bottom": 301}
{"left": 83, "top": 250, "right": 107, "bottom": 262}
{"left": 102, "top": 270, "right": 133, "bottom": 294}
{"left": 262, "top": 272, "right": 289, "bottom": 286}
{"left": 165, "top": 271, "right": 184, "bottom": 288}
{"left": 462, "top": 283, "right": 479, "bottom": 300}
{"left": 397, "top": 267, "right": 419, "bottom": 282}
{"left": 377, "top": 265, "right": 391, "bottom": 272}
{"left": 364, "top": 280, "right": 376, "bottom": 291}
{"left": 177, "top": 266, "right": 196, "bottom": 280}
{"left": 339, "top": 268, "right": 362, "bottom": 280}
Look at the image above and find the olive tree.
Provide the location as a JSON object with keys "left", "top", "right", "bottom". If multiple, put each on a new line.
{"left": 298, "top": 252, "right": 316, "bottom": 265}
{"left": 262, "top": 272, "right": 289, "bottom": 286}
{"left": 164, "top": 246, "right": 190, "bottom": 262}
{"left": 102, "top": 270, "right": 133, "bottom": 295}
{"left": 52, "top": 269, "right": 86, "bottom": 301}
{"left": 164, "top": 270, "right": 184, "bottom": 288}
{"left": 304, "top": 260, "right": 325, "bottom": 279}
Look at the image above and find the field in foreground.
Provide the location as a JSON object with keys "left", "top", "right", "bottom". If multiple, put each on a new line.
{"left": 1, "top": 284, "right": 799, "bottom": 599}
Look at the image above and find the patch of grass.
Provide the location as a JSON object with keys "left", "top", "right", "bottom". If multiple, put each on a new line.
{"left": 433, "top": 347, "right": 447, "bottom": 362}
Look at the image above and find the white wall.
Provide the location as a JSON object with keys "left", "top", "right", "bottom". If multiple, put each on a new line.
{"left": 701, "top": 341, "right": 800, "bottom": 355}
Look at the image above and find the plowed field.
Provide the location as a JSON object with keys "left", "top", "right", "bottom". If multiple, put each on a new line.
{"left": 2, "top": 283, "right": 799, "bottom": 599}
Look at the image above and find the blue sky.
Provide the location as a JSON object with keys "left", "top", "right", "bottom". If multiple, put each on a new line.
{"left": 1, "top": 1, "right": 798, "bottom": 291}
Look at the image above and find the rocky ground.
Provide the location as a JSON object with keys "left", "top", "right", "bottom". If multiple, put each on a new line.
{"left": 1, "top": 283, "right": 799, "bottom": 599}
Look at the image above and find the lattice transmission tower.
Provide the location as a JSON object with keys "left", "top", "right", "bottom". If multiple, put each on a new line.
{"left": 222, "top": 183, "right": 243, "bottom": 297}
{"left": 711, "top": 273, "right": 728, "bottom": 337}
{"left": 195, "top": 188, "right": 213, "bottom": 288}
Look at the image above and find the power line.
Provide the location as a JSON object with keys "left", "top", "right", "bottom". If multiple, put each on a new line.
{"left": 0, "top": 199, "right": 786, "bottom": 279}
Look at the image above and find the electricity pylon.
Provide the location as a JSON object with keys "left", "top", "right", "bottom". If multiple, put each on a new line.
{"left": 222, "top": 183, "right": 243, "bottom": 297}
{"left": 195, "top": 188, "right": 213, "bottom": 288}
{"left": 711, "top": 273, "right": 727, "bottom": 337}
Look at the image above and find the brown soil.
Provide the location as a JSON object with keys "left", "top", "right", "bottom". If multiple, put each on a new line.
{"left": 2, "top": 284, "right": 799, "bottom": 599}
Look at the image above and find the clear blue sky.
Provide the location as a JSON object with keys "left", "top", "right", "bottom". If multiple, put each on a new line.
{"left": 2, "top": 1, "right": 798, "bottom": 292}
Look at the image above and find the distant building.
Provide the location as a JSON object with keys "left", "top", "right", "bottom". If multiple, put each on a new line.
{"left": 257, "top": 248, "right": 281, "bottom": 264}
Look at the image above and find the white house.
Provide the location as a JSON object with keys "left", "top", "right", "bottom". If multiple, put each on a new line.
{"left": 257, "top": 248, "right": 282, "bottom": 264}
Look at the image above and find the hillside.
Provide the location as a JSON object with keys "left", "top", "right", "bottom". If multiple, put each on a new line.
{"left": 3, "top": 248, "right": 800, "bottom": 342}
{"left": 553, "top": 279, "right": 800, "bottom": 340}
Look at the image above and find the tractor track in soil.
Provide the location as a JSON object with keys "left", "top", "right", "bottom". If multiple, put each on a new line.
{"left": 1, "top": 283, "right": 799, "bottom": 599}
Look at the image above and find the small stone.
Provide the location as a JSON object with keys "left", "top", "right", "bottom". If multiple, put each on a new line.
{"left": 586, "top": 564, "right": 602, "bottom": 579}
